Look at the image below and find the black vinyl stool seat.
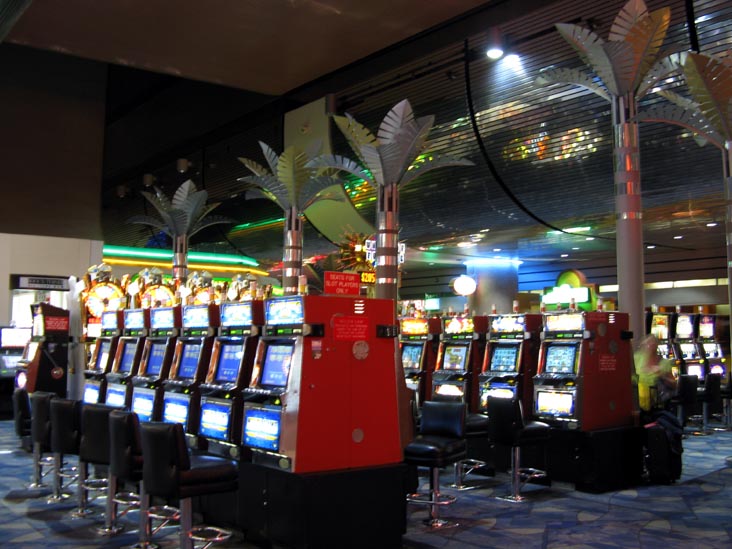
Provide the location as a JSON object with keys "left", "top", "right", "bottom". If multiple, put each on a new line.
{"left": 29, "top": 391, "right": 56, "bottom": 489}
{"left": 12, "top": 388, "right": 32, "bottom": 452}
{"left": 404, "top": 401, "right": 467, "bottom": 529}
{"left": 693, "top": 373, "right": 722, "bottom": 435}
{"left": 452, "top": 412, "right": 491, "bottom": 490}
{"left": 670, "top": 374, "right": 698, "bottom": 430}
{"left": 140, "top": 422, "right": 238, "bottom": 549}
{"left": 48, "top": 398, "right": 82, "bottom": 503}
{"left": 486, "top": 397, "right": 550, "bottom": 502}
{"left": 72, "top": 403, "right": 116, "bottom": 519}
{"left": 720, "top": 382, "right": 732, "bottom": 429}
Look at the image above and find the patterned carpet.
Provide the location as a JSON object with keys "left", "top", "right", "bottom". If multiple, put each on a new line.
{"left": 1, "top": 416, "right": 731, "bottom": 548}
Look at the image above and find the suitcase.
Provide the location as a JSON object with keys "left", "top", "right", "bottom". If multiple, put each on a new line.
{"left": 644, "top": 423, "right": 682, "bottom": 484}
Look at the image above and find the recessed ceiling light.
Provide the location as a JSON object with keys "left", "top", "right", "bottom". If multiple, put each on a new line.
{"left": 707, "top": 222, "right": 718, "bottom": 227}
{"left": 585, "top": 237, "right": 595, "bottom": 241}
{"left": 493, "top": 248, "right": 501, "bottom": 252}
{"left": 480, "top": 228, "right": 491, "bottom": 233}
{"left": 561, "top": 254, "right": 568, "bottom": 258}
{"left": 673, "top": 235, "right": 683, "bottom": 240}
{"left": 647, "top": 245, "right": 656, "bottom": 249}
{"left": 457, "top": 241, "right": 476, "bottom": 248}
{"left": 572, "top": 247, "right": 579, "bottom": 250}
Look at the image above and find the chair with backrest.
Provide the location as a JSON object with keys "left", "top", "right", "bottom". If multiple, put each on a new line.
{"left": 670, "top": 374, "right": 698, "bottom": 429}
{"left": 48, "top": 398, "right": 82, "bottom": 503}
{"left": 486, "top": 396, "right": 550, "bottom": 502}
{"left": 140, "top": 421, "right": 239, "bottom": 549}
{"left": 29, "top": 391, "right": 56, "bottom": 489}
{"left": 404, "top": 400, "right": 467, "bottom": 529}
{"left": 452, "top": 411, "right": 493, "bottom": 490}
{"left": 694, "top": 373, "right": 722, "bottom": 434}
{"left": 12, "top": 388, "right": 32, "bottom": 451}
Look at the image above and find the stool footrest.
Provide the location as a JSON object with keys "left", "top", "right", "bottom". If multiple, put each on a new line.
{"left": 113, "top": 491, "right": 140, "bottom": 507}
{"left": 83, "top": 478, "right": 108, "bottom": 492}
{"left": 148, "top": 505, "right": 180, "bottom": 522}
{"left": 189, "top": 525, "right": 232, "bottom": 543}
{"left": 407, "top": 492, "right": 456, "bottom": 506}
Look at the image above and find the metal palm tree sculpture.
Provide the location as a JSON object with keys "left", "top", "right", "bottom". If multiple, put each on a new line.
{"left": 309, "top": 99, "right": 473, "bottom": 300}
{"left": 238, "top": 142, "right": 343, "bottom": 295}
{"left": 128, "top": 179, "right": 232, "bottom": 283}
{"left": 536, "top": 0, "right": 673, "bottom": 345}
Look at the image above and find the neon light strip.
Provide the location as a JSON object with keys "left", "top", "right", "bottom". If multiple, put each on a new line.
{"left": 103, "top": 245, "right": 258, "bottom": 267}
{"left": 104, "top": 258, "right": 269, "bottom": 276}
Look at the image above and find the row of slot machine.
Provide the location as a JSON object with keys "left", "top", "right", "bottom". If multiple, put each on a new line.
{"left": 400, "top": 309, "right": 640, "bottom": 431}
{"left": 83, "top": 294, "right": 406, "bottom": 474}
{"left": 645, "top": 311, "right": 728, "bottom": 385}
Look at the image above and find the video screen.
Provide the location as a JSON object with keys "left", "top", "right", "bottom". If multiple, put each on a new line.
{"left": 401, "top": 344, "right": 424, "bottom": 370}
{"left": 433, "top": 383, "right": 464, "bottom": 399}
{"left": 702, "top": 343, "right": 722, "bottom": 359}
{"left": 0, "top": 354, "right": 23, "bottom": 369}
{"left": 221, "top": 302, "right": 252, "bottom": 327}
{"left": 260, "top": 344, "right": 294, "bottom": 387}
{"left": 95, "top": 340, "right": 111, "bottom": 371}
{"left": 162, "top": 394, "right": 190, "bottom": 425}
{"left": 144, "top": 342, "right": 167, "bottom": 376}
{"left": 101, "top": 311, "right": 119, "bottom": 330}
{"left": 536, "top": 390, "right": 574, "bottom": 416}
{"left": 710, "top": 364, "right": 726, "bottom": 376}
{"left": 490, "top": 315, "right": 525, "bottom": 334}
{"left": 442, "top": 345, "right": 468, "bottom": 370}
{"left": 151, "top": 308, "right": 175, "bottom": 330}
{"left": 124, "top": 309, "right": 146, "bottom": 330}
{"left": 243, "top": 407, "right": 281, "bottom": 451}
{"left": 699, "top": 316, "right": 715, "bottom": 339}
{"left": 1, "top": 327, "right": 31, "bottom": 349}
{"left": 177, "top": 343, "right": 201, "bottom": 379}
{"left": 215, "top": 343, "right": 243, "bottom": 383}
{"left": 480, "top": 385, "right": 516, "bottom": 409}
{"left": 679, "top": 343, "right": 698, "bottom": 360}
{"left": 131, "top": 389, "right": 155, "bottom": 422}
{"left": 686, "top": 363, "right": 704, "bottom": 380}
{"left": 489, "top": 344, "right": 519, "bottom": 373}
{"left": 675, "top": 314, "right": 694, "bottom": 339}
{"left": 650, "top": 314, "right": 669, "bottom": 340}
{"left": 265, "top": 297, "right": 304, "bottom": 325}
{"left": 544, "top": 344, "right": 577, "bottom": 374}
{"left": 183, "top": 305, "right": 210, "bottom": 329}
{"left": 117, "top": 341, "right": 137, "bottom": 373}
{"left": 443, "top": 317, "right": 474, "bottom": 335}
{"left": 199, "top": 399, "right": 232, "bottom": 441}
{"left": 399, "top": 317, "right": 429, "bottom": 336}
{"left": 82, "top": 382, "right": 100, "bottom": 404}
{"left": 105, "top": 385, "right": 127, "bottom": 408}
{"left": 657, "top": 343, "right": 674, "bottom": 360}
{"left": 544, "top": 313, "right": 584, "bottom": 332}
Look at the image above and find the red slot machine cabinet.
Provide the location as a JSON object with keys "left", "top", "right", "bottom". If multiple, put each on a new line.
{"left": 533, "top": 311, "right": 634, "bottom": 431}
{"left": 160, "top": 303, "right": 219, "bottom": 436}
{"left": 646, "top": 311, "right": 682, "bottom": 377}
{"left": 129, "top": 306, "right": 181, "bottom": 423}
{"left": 15, "top": 303, "right": 70, "bottom": 397}
{"left": 674, "top": 313, "right": 705, "bottom": 382}
{"left": 242, "top": 295, "right": 409, "bottom": 474}
{"left": 697, "top": 314, "right": 728, "bottom": 384}
{"left": 479, "top": 313, "right": 542, "bottom": 419}
{"left": 103, "top": 309, "right": 150, "bottom": 409}
{"left": 81, "top": 309, "right": 123, "bottom": 404}
{"left": 431, "top": 315, "right": 488, "bottom": 412}
{"left": 193, "top": 300, "right": 263, "bottom": 459}
{"left": 398, "top": 316, "right": 441, "bottom": 406}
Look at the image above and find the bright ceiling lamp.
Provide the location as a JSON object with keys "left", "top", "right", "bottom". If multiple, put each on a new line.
{"left": 485, "top": 27, "right": 505, "bottom": 60}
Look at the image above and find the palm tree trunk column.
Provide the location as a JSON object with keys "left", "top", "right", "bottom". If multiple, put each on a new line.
{"left": 613, "top": 92, "right": 645, "bottom": 346}
{"left": 375, "top": 181, "right": 399, "bottom": 301}
{"left": 724, "top": 142, "right": 732, "bottom": 351}
{"left": 173, "top": 234, "right": 189, "bottom": 284}
{"left": 283, "top": 206, "right": 303, "bottom": 296}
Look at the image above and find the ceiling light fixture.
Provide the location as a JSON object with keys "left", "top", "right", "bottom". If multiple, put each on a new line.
{"left": 485, "top": 27, "right": 505, "bottom": 60}
{"left": 673, "top": 235, "right": 683, "bottom": 240}
{"left": 706, "top": 222, "right": 718, "bottom": 227}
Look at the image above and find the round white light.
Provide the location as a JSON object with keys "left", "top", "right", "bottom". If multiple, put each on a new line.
{"left": 486, "top": 47, "right": 504, "bottom": 60}
{"left": 452, "top": 275, "right": 477, "bottom": 296}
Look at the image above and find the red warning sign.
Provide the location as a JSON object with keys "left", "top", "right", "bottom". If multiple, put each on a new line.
{"left": 324, "top": 271, "right": 361, "bottom": 296}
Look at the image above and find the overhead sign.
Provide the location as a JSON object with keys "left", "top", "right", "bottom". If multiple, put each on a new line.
{"left": 364, "top": 239, "right": 406, "bottom": 265}
{"left": 10, "top": 275, "right": 70, "bottom": 291}
{"left": 324, "top": 271, "right": 361, "bottom": 296}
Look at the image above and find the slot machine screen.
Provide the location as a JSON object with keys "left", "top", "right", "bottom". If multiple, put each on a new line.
{"left": 243, "top": 406, "right": 281, "bottom": 451}
{"left": 221, "top": 302, "right": 252, "bottom": 327}
{"left": 399, "top": 317, "right": 429, "bottom": 336}
{"left": 131, "top": 389, "right": 156, "bottom": 422}
{"left": 401, "top": 344, "right": 424, "bottom": 370}
{"left": 702, "top": 343, "right": 722, "bottom": 359}
{"left": 105, "top": 385, "right": 127, "bottom": 407}
{"left": 83, "top": 382, "right": 100, "bottom": 404}
{"left": 679, "top": 343, "right": 698, "bottom": 360}
{"left": 214, "top": 343, "right": 242, "bottom": 383}
{"left": 536, "top": 390, "right": 574, "bottom": 416}
{"left": 442, "top": 345, "right": 468, "bottom": 370}
{"left": 480, "top": 385, "right": 516, "bottom": 409}
{"left": 260, "top": 344, "right": 294, "bottom": 387}
{"left": 686, "top": 363, "right": 704, "bottom": 380}
{"left": 443, "top": 317, "right": 474, "bottom": 335}
{"left": 650, "top": 314, "right": 669, "bottom": 340}
{"left": 265, "top": 297, "right": 304, "bottom": 325}
{"left": 433, "top": 383, "right": 464, "bottom": 399}
{"left": 151, "top": 308, "right": 175, "bottom": 330}
{"left": 101, "top": 311, "right": 119, "bottom": 331}
{"left": 95, "top": 340, "right": 111, "bottom": 371}
{"left": 1, "top": 327, "right": 31, "bottom": 349}
{"left": 199, "top": 398, "right": 232, "bottom": 441}
{"left": 676, "top": 315, "right": 694, "bottom": 339}
{"left": 177, "top": 343, "right": 202, "bottom": 379}
{"left": 489, "top": 344, "right": 519, "bottom": 373}
{"left": 699, "top": 316, "right": 715, "bottom": 339}
{"left": 543, "top": 344, "right": 577, "bottom": 374}
{"left": 183, "top": 305, "right": 210, "bottom": 329}
{"left": 124, "top": 310, "right": 146, "bottom": 331}
{"left": 490, "top": 315, "right": 525, "bottom": 334}
{"left": 710, "top": 364, "right": 726, "bottom": 376}
{"left": 657, "top": 343, "right": 674, "bottom": 360}
{"left": 117, "top": 341, "right": 137, "bottom": 373}
{"left": 162, "top": 393, "right": 190, "bottom": 425}
{"left": 144, "top": 342, "right": 167, "bottom": 376}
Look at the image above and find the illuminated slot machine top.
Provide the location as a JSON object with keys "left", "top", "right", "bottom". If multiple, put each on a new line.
{"left": 697, "top": 314, "right": 727, "bottom": 380}
{"left": 431, "top": 316, "right": 475, "bottom": 402}
{"left": 674, "top": 313, "right": 703, "bottom": 379}
{"left": 647, "top": 311, "right": 679, "bottom": 363}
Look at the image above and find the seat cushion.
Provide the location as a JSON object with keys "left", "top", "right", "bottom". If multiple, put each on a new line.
{"left": 466, "top": 413, "right": 490, "bottom": 435}
{"left": 516, "top": 420, "right": 551, "bottom": 446}
{"left": 404, "top": 435, "right": 467, "bottom": 468}
{"left": 179, "top": 454, "right": 238, "bottom": 498}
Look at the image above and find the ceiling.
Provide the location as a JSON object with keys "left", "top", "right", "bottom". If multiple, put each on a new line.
{"left": 5, "top": 0, "right": 732, "bottom": 293}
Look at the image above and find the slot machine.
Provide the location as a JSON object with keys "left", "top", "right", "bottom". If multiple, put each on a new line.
{"left": 674, "top": 313, "right": 704, "bottom": 381}
{"left": 15, "top": 303, "right": 70, "bottom": 397}
{"left": 83, "top": 310, "right": 124, "bottom": 404}
{"left": 0, "top": 327, "right": 32, "bottom": 380}
{"left": 430, "top": 315, "right": 488, "bottom": 412}
{"left": 159, "top": 303, "right": 218, "bottom": 434}
{"left": 129, "top": 306, "right": 181, "bottom": 422}
{"left": 479, "top": 313, "right": 542, "bottom": 419}
{"left": 646, "top": 311, "right": 682, "bottom": 376}
{"left": 193, "top": 300, "right": 264, "bottom": 458}
{"left": 398, "top": 316, "right": 441, "bottom": 406}
{"left": 696, "top": 314, "right": 728, "bottom": 384}
{"left": 241, "top": 295, "right": 408, "bottom": 473}
{"left": 103, "top": 309, "right": 149, "bottom": 408}
{"left": 533, "top": 311, "right": 633, "bottom": 431}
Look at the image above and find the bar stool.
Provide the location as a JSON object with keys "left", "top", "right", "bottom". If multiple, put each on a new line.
{"left": 404, "top": 400, "right": 467, "bottom": 529}
{"left": 693, "top": 373, "right": 722, "bottom": 435}
{"left": 140, "top": 422, "right": 238, "bottom": 549}
{"left": 48, "top": 398, "right": 82, "bottom": 503}
{"left": 72, "top": 403, "right": 116, "bottom": 519}
{"left": 670, "top": 374, "right": 698, "bottom": 430}
{"left": 12, "top": 388, "right": 32, "bottom": 452}
{"left": 486, "top": 396, "right": 550, "bottom": 502}
{"left": 29, "top": 391, "right": 56, "bottom": 489}
{"left": 452, "top": 412, "right": 492, "bottom": 490}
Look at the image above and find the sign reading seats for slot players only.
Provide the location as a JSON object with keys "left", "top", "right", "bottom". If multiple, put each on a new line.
{"left": 324, "top": 271, "right": 361, "bottom": 296}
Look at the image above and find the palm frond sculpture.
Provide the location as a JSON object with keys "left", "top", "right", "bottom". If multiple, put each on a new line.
{"left": 308, "top": 99, "right": 473, "bottom": 300}
{"left": 238, "top": 142, "right": 344, "bottom": 295}
{"left": 536, "top": 0, "right": 673, "bottom": 344}
{"left": 127, "top": 179, "right": 232, "bottom": 282}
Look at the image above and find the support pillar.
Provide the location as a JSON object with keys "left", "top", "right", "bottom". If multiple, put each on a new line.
{"left": 466, "top": 263, "right": 519, "bottom": 315}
